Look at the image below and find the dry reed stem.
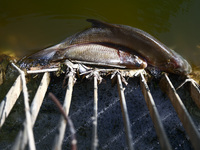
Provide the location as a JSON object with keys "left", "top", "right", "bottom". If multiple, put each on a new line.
{"left": 12, "top": 63, "right": 36, "bottom": 150}
{"left": 49, "top": 92, "right": 77, "bottom": 150}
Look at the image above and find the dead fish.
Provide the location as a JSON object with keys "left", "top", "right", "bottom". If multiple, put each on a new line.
{"left": 52, "top": 44, "right": 147, "bottom": 69}
{"left": 19, "top": 19, "right": 191, "bottom": 75}
{"left": 19, "top": 44, "right": 147, "bottom": 69}
{"left": 56, "top": 19, "right": 191, "bottom": 75}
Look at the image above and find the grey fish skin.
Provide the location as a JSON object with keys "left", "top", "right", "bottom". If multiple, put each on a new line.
{"left": 18, "top": 43, "right": 147, "bottom": 69}
{"left": 52, "top": 44, "right": 147, "bottom": 69}
{"left": 18, "top": 44, "right": 60, "bottom": 68}
{"left": 58, "top": 19, "right": 191, "bottom": 75}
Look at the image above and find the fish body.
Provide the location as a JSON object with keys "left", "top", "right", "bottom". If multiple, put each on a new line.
{"left": 57, "top": 19, "right": 191, "bottom": 75}
{"left": 19, "top": 19, "right": 191, "bottom": 75}
{"left": 52, "top": 44, "right": 147, "bottom": 69}
{"left": 19, "top": 43, "right": 147, "bottom": 69}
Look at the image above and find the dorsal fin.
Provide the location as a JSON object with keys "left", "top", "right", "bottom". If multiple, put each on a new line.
{"left": 87, "top": 19, "right": 113, "bottom": 28}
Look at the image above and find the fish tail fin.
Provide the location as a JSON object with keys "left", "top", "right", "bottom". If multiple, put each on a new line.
{"left": 28, "top": 48, "right": 57, "bottom": 60}
{"left": 18, "top": 45, "right": 59, "bottom": 68}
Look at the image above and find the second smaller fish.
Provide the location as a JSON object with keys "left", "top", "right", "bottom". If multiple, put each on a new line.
{"left": 52, "top": 44, "right": 147, "bottom": 69}
{"left": 20, "top": 44, "right": 147, "bottom": 69}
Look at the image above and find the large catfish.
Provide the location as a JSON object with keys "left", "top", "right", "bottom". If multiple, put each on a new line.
{"left": 20, "top": 19, "right": 191, "bottom": 75}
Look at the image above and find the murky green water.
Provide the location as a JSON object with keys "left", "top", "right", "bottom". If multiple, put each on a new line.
{"left": 0, "top": 0, "right": 199, "bottom": 67}
{"left": 0, "top": 1, "right": 200, "bottom": 149}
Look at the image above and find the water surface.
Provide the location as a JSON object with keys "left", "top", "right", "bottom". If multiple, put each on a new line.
{"left": 0, "top": 0, "right": 199, "bottom": 67}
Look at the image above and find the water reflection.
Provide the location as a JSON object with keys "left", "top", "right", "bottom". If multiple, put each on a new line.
{"left": 0, "top": 1, "right": 200, "bottom": 148}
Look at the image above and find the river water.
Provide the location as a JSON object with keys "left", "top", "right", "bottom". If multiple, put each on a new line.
{"left": 0, "top": 1, "right": 200, "bottom": 149}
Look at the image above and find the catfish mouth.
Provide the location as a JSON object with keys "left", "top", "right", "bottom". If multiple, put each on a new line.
{"left": 165, "top": 50, "right": 192, "bottom": 75}
{"left": 175, "top": 59, "right": 192, "bottom": 75}
{"left": 153, "top": 57, "right": 192, "bottom": 75}
{"left": 166, "top": 57, "right": 192, "bottom": 75}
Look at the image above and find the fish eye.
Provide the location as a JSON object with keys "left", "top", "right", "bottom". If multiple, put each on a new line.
{"left": 174, "top": 69, "right": 181, "bottom": 74}
{"left": 165, "top": 61, "right": 175, "bottom": 69}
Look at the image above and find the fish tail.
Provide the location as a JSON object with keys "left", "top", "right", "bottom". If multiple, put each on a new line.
{"left": 17, "top": 46, "right": 59, "bottom": 68}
